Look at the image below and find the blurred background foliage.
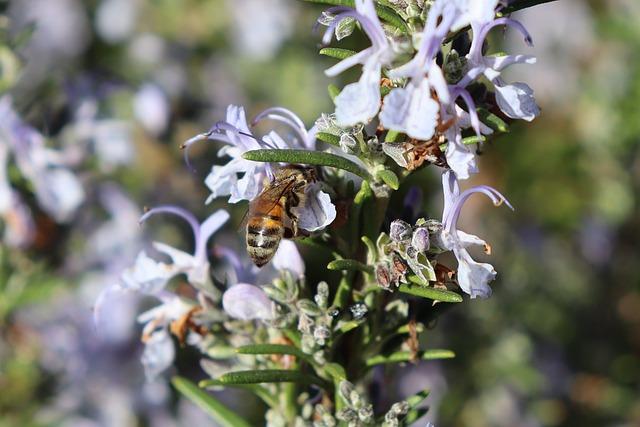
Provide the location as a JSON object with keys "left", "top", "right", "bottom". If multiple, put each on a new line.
{"left": 0, "top": 0, "right": 638, "bottom": 426}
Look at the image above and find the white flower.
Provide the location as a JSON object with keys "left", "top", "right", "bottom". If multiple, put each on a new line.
{"left": 321, "top": 0, "right": 395, "bottom": 126}
{"left": 135, "top": 206, "right": 230, "bottom": 289}
{"left": 379, "top": 76, "right": 441, "bottom": 140}
{"left": 187, "top": 105, "right": 336, "bottom": 234}
{"left": 222, "top": 283, "right": 274, "bottom": 321}
{"left": 187, "top": 105, "right": 315, "bottom": 204}
{"left": 459, "top": 17, "right": 539, "bottom": 121}
{"left": 291, "top": 185, "right": 337, "bottom": 232}
{"left": 439, "top": 170, "right": 513, "bottom": 298}
{"left": 138, "top": 294, "right": 194, "bottom": 380}
{"left": 272, "top": 240, "right": 305, "bottom": 278}
{"left": 140, "top": 329, "right": 175, "bottom": 381}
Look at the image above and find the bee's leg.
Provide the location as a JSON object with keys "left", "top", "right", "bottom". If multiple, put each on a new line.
{"left": 284, "top": 196, "right": 309, "bottom": 239}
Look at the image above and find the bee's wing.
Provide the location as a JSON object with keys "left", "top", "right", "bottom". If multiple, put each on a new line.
{"left": 238, "top": 175, "right": 298, "bottom": 230}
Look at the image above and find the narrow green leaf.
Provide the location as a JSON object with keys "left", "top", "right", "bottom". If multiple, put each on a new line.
{"left": 171, "top": 376, "right": 251, "bottom": 427}
{"left": 477, "top": 107, "right": 509, "bottom": 132}
{"left": 384, "top": 130, "right": 403, "bottom": 143}
{"left": 365, "top": 349, "right": 456, "bottom": 366}
{"left": 327, "top": 259, "right": 374, "bottom": 274}
{"left": 361, "top": 235, "right": 377, "bottom": 260}
{"left": 235, "top": 344, "right": 314, "bottom": 364}
{"left": 403, "top": 388, "right": 431, "bottom": 424}
{"left": 375, "top": 169, "right": 399, "bottom": 190}
{"left": 319, "top": 47, "right": 356, "bottom": 60}
{"left": 324, "top": 363, "right": 347, "bottom": 382}
{"left": 398, "top": 282, "right": 463, "bottom": 303}
{"left": 199, "top": 382, "right": 278, "bottom": 408}
{"left": 461, "top": 135, "right": 487, "bottom": 145}
{"left": 332, "top": 271, "right": 353, "bottom": 309}
{"left": 316, "top": 131, "right": 341, "bottom": 147}
{"left": 406, "top": 388, "right": 430, "bottom": 408}
{"left": 336, "top": 319, "right": 364, "bottom": 334}
{"left": 328, "top": 84, "right": 341, "bottom": 102}
{"left": 354, "top": 180, "right": 373, "bottom": 204}
{"left": 243, "top": 149, "right": 372, "bottom": 181}
{"left": 202, "top": 369, "right": 330, "bottom": 389}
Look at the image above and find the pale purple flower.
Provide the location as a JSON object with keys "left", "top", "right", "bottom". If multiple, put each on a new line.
{"left": 440, "top": 170, "right": 513, "bottom": 298}
{"left": 321, "top": 0, "right": 395, "bottom": 126}
{"left": 137, "top": 293, "right": 194, "bottom": 380}
{"left": 187, "top": 105, "right": 336, "bottom": 232}
{"left": 186, "top": 105, "right": 307, "bottom": 204}
{"left": 0, "top": 95, "right": 84, "bottom": 222}
{"left": 272, "top": 240, "right": 305, "bottom": 277}
{"left": 222, "top": 283, "right": 274, "bottom": 321}
{"left": 457, "top": 12, "right": 540, "bottom": 121}
{"left": 133, "top": 206, "right": 230, "bottom": 289}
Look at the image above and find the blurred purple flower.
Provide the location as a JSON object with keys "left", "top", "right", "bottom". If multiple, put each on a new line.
{"left": 0, "top": 95, "right": 84, "bottom": 223}
{"left": 440, "top": 170, "right": 513, "bottom": 298}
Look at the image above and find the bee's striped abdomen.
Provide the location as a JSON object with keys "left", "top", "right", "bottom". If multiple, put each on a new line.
{"left": 246, "top": 205, "right": 284, "bottom": 267}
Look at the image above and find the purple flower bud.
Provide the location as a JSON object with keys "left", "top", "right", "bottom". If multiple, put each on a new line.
{"left": 411, "top": 227, "right": 430, "bottom": 253}
{"left": 389, "top": 219, "right": 412, "bottom": 242}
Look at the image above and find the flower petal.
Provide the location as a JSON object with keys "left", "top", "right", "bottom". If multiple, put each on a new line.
{"left": 121, "top": 250, "right": 176, "bottom": 294}
{"left": 444, "top": 135, "right": 478, "bottom": 180}
{"left": 334, "top": 63, "right": 381, "bottom": 126}
{"left": 293, "top": 187, "right": 336, "bottom": 232}
{"left": 222, "top": 283, "right": 274, "bottom": 321}
{"left": 272, "top": 240, "right": 305, "bottom": 277}
{"left": 453, "top": 247, "right": 495, "bottom": 299}
{"left": 141, "top": 329, "right": 175, "bottom": 381}
{"left": 494, "top": 82, "right": 540, "bottom": 121}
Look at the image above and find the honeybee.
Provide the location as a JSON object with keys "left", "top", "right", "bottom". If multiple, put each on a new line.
{"left": 246, "top": 165, "right": 316, "bottom": 267}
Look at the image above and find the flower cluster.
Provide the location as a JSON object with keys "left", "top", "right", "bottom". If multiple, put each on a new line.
{"left": 320, "top": 0, "right": 539, "bottom": 179}
{"left": 98, "top": 0, "right": 545, "bottom": 425}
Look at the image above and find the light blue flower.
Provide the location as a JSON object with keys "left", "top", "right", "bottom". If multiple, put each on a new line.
{"left": 440, "top": 170, "right": 513, "bottom": 298}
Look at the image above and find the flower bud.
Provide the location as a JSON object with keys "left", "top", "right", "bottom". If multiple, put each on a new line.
{"left": 358, "top": 404, "right": 374, "bottom": 422}
{"left": 315, "top": 281, "right": 329, "bottom": 309}
{"left": 411, "top": 226, "right": 430, "bottom": 253}
{"left": 390, "top": 219, "right": 412, "bottom": 242}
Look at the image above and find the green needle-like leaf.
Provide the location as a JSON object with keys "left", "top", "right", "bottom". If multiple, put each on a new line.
{"left": 398, "top": 282, "right": 463, "bottom": 303}
{"left": 375, "top": 169, "right": 399, "bottom": 190}
{"left": 365, "top": 349, "right": 456, "bottom": 366}
{"left": 462, "top": 135, "right": 487, "bottom": 145}
{"left": 404, "top": 389, "right": 431, "bottom": 424}
{"left": 200, "top": 369, "right": 331, "bottom": 389}
{"left": 316, "top": 132, "right": 341, "bottom": 147}
{"left": 171, "top": 376, "right": 252, "bottom": 427}
{"left": 477, "top": 107, "right": 509, "bottom": 132}
{"left": 242, "top": 149, "right": 372, "bottom": 181}
{"left": 235, "top": 344, "right": 314, "bottom": 364}
{"left": 327, "top": 259, "right": 374, "bottom": 274}
{"left": 319, "top": 47, "right": 356, "bottom": 60}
